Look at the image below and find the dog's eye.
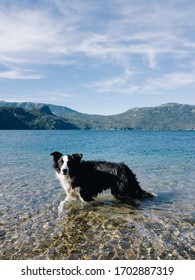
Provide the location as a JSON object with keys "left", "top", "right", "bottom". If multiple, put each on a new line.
{"left": 59, "top": 159, "right": 64, "bottom": 164}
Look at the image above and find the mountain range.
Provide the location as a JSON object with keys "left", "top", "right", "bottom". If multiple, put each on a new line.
{"left": 0, "top": 101, "right": 195, "bottom": 130}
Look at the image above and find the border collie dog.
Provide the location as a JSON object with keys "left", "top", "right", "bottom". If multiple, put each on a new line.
{"left": 51, "top": 152, "right": 154, "bottom": 211}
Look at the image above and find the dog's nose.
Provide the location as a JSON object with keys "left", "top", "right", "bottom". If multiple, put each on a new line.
{"left": 62, "top": 169, "right": 68, "bottom": 175}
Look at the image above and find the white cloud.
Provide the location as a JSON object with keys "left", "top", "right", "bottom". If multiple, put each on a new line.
{"left": 85, "top": 69, "right": 195, "bottom": 96}
{"left": 84, "top": 67, "right": 135, "bottom": 93}
{"left": 144, "top": 72, "right": 195, "bottom": 92}
{"left": 0, "top": 8, "right": 68, "bottom": 63}
{"left": 0, "top": 69, "right": 44, "bottom": 79}
{"left": 0, "top": 2, "right": 80, "bottom": 78}
{"left": 0, "top": 0, "right": 195, "bottom": 89}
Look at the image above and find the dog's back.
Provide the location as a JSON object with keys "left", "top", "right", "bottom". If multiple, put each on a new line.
{"left": 71, "top": 160, "right": 153, "bottom": 201}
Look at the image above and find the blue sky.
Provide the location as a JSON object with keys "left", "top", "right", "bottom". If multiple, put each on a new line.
{"left": 0, "top": 0, "right": 195, "bottom": 115}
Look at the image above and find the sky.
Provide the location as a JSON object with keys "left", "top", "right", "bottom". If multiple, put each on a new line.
{"left": 0, "top": 0, "right": 195, "bottom": 115}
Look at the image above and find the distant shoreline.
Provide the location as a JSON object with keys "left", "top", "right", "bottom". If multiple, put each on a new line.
{"left": 0, "top": 102, "right": 195, "bottom": 130}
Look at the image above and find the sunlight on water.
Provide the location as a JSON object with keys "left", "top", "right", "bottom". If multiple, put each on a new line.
{"left": 0, "top": 130, "right": 194, "bottom": 259}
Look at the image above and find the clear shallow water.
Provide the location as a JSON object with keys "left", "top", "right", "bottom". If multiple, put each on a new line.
{"left": 0, "top": 130, "right": 194, "bottom": 259}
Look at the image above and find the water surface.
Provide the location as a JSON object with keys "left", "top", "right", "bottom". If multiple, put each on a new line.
{"left": 0, "top": 130, "right": 194, "bottom": 259}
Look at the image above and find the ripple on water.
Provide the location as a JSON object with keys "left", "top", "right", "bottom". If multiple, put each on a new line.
{"left": 0, "top": 131, "right": 195, "bottom": 259}
{"left": 0, "top": 196, "right": 194, "bottom": 260}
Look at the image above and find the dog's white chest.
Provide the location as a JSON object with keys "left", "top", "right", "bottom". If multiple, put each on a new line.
{"left": 55, "top": 172, "right": 84, "bottom": 203}
{"left": 56, "top": 172, "right": 72, "bottom": 193}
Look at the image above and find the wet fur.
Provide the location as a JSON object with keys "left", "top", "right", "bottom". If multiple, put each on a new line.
{"left": 50, "top": 152, "right": 154, "bottom": 205}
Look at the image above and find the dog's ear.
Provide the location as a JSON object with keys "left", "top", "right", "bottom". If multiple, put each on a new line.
{"left": 72, "top": 153, "right": 83, "bottom": 161}
{"left": 50, "top": 151, "right": 63, "bottom": 163}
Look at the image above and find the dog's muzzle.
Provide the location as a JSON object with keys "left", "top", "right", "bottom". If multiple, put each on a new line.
{"left": 62, "top": 168, "right": 68, "bottom": 175}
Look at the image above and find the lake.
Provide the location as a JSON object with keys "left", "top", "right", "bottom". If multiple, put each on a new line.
{"left": 0, "top": 130, "right": 194, "bottom": 259}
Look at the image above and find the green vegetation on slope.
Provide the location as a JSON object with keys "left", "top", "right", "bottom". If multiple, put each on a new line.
{"left": 0, "top": 102, "right": 195, "bottom": 130}
{"left": 0, "top": 106, "right": 79, "bottom": 130}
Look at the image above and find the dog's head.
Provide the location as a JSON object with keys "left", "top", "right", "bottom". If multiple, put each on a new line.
{"left": 50, "top": 151, "right": 83, "bottom": 177}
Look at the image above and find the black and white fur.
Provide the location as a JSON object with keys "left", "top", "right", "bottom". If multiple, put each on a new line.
{"left": 50, "top": 152, "right": 154, "bottom": 211}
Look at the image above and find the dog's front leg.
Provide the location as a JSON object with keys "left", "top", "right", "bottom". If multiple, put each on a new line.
{"left": 58, "top": 198, "right": 67, "bottom": 213}
{"left": 58, "top": 196, "right": 76, "bottom": 213}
